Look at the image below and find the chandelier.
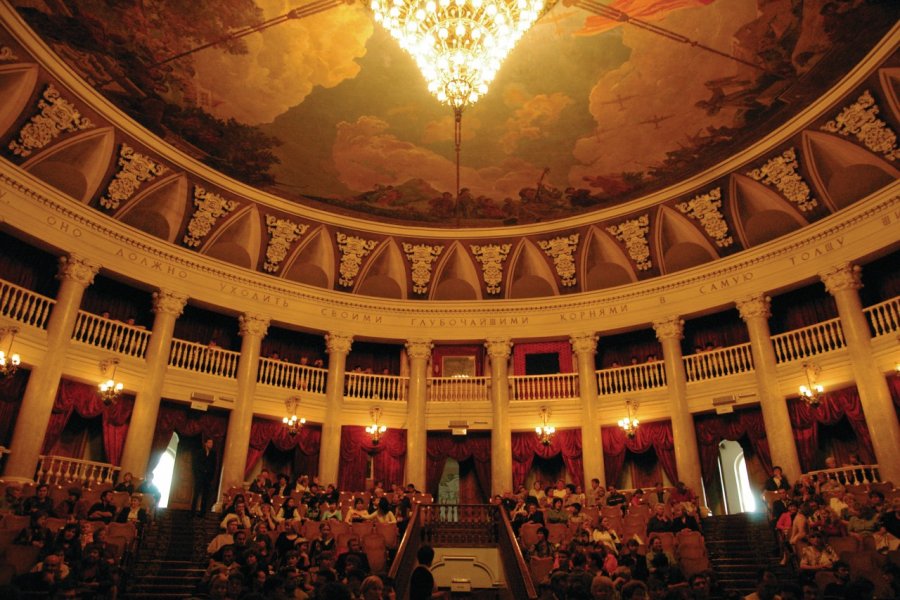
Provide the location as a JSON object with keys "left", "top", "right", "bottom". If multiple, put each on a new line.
{"left": 283, "top": 396, "right": 307, "bottom": 436}
{"left": 618, "top": 398, "right": 639, "bottom": 439}
{"left": 98, "top": 358, "right": 124, "bottom": 405}
{"left": 535, "top": 406, "right": 555, "bottom": 446}
{"left": 366, "top": 406, "right": 387, "bottom": 445}
{"left": 799, "top": 361, "right": 824, "bottom": 406}
{"left": 0, "top": 326, "right": 21, "bottom": 379}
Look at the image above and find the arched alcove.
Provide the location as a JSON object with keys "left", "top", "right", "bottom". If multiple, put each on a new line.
{"left": 281, "top": 226, "right": 335, "bottom": 289}
{"left": 730, "top": 174, "right": 807, "bottom": 247}
{"left": 582, "top": 226, "right": 637, "bottom": 291}
{"left": 201, "top": 205, "right": 261, "bottom": 270}
{"left": 0, "top": 63, "right": 38, "bottom": 137}
{"left": 22, "top": 127, "right": 115, "bottom": 203}
{"left": 507, "top": 240, "right": 559, "bottom": 298}
{"left": 117, "top": 173, "right": 189, "bottom": 242}
{"left": 355, "top": 239, "right": 406, "bottom": 299}
{"left": 431, "top": 242, "right": 482, "bottom": 301}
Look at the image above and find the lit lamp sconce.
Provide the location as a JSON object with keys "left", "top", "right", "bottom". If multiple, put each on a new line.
{"left": 618, "top": 398, "right": 640, "bottom": 439}
{"left": 366, "top": 406, "right": 387, "bottom": 445}
{"left": 283, "top": 396, "right": 306, "bottom": 436}
{"left": 98, "top": 358, "right": 124, "bottom": 405}
{"left": 799, "top": 361, "right": 824, "bottom": 406}
{"left": 0, "top": 326, "right": 21, "bottom": 379}
{"left": 535, "top": 406, "right": 555, "bottom": 446}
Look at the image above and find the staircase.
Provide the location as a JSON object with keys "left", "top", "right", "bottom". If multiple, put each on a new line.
{"left": 703, "top": 512, "right": 795, "bottom": 597}
{"left": 124, "top": 509, "right": 220, "bottom": 599}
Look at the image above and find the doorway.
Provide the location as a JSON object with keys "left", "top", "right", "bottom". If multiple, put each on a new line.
{"left": 717, "top": 440, "right": 757, "bottom": 514}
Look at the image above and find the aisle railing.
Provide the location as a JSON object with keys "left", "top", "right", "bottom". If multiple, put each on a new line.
{"left": 168, "top": 339, "right": 240, "bottom": 378}
{"left": 683, "top": 343, "right": 754, "bottom": 382}
{"left": 71, "top": 311, "right": 151, "bottom": 358}
{"left": 0, "top": 279, "right": 54, "bottom": 329}
{"left": 511, "top": 372, "right": 579, "bottom": 401}
{"left": 596, "top": 361, "right": 666, "bottom": 395}
{"left": 771, "top": 317, "right": 846, "bottom": 363}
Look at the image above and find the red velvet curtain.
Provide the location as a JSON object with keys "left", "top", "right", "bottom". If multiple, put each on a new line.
{"left": 425, "top": 432, "right": 491, "bottom": 497}
{"left": 888, "top": 373, "right": 900, "bottom": 414}
{"left": 245, "top": 418, "right": 321, "bottom": 478}
{"left": 40, "top": 379, "right": 135, "bottom": 466}
{"left": 769, "top": 286, "right": 837, "bottom": 333}
{"left": 149, "top": 402, "right": 229, "bottom": 474}
{"left": 601, "top": 421, "right": 677, "bottom": 487}
{"left": 787, "top": 385, "right": 875, "bottom": 472}
{"left": 693, "top": 408, "right": 772, "bottom": 485}
{"left": 338, "top": 426, "right": 406, "bottom": 491}
{"left": 0, "top": 368, "right": 29, "bottom": 446}
{"left": 511, "top": 429, "right": 584, "bottom": 490}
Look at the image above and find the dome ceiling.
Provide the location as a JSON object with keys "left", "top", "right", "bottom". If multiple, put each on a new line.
{"left": 11, "top": 0, "right": 898, "bottom": 227}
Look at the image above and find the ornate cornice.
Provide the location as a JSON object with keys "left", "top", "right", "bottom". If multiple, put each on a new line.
{"left": 822, "top": 90, "right": 898, "bottom": 161}
{"left": 746, "top": 148, "right": 816, "bottom": 212}
{"left": 264, "top": 216, "right": 308, "bottom": 273}
{"left": 184, "top": 186, "right": 237, "bottom": 248}
{"left": 403, "top": 243, "right": 443, "bottom": 295}
{"left": 471, "top": 243, "right": 511, "bottom": 294}
{"left": 676, "top": 188, "right": 733, "bottom": 248}
{"left": 606, "top": 215, "right": 651, "bottom": 271}
{"left": 100, "top": 144, "right": 167, "bottom": 211}
{"left": 336, "top": 233, "right": 376, "bottom": 288}
{"left": 8, "top": 84, "right": 93, "bottom": 157}
{"left": 538, "top": 234, "right": 579, "bottom": 286}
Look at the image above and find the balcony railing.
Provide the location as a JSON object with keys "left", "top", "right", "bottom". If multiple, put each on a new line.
{"left": 168, "top": 339, "right": 240, "bottom": 378}
{"left": 428, "top": 376, "right": 491, "bottom": 402}
{"left": 36, "top": 455, "right": 120, "bottom": 487}
{"left": 806, "top": 464, "right": 883, "bottom": 486}
{"left": 684, "top": 343, "right": 754, "bottom": 382}
{"left": 345, "top": 372, "right": 408, "bottom": 402}
{"left": 864, "top": 296, "right": 900, "bottom": 337}
{"left": 596, "top": 361, "right": 666, "bottom": 395}
{"left": 257, "top": 358, "right": 327, "bottom": 395}
{"left": 771, "top": 317, "right": 846, "bottom": 363}
{"left": 71, "top": 311, "right": 151, "bottom": 358}
{"left": 0, "top": 279, "right": 54, "bottom": 329}
{"left": 511, "top": 372, "right": 579, "bottom": 401}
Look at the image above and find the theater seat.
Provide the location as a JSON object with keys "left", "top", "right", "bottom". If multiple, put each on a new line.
{"left": 529, "top": 555, "right": 554, "bottom": 585}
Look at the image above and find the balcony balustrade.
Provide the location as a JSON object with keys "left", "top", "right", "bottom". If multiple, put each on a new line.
{"left": 596, "top": 361, "right": 667, "bottom": 395}
{"left": 345, "top": 371, "right": 408, "bottom": 402}
{"left": 510, "top": 372, "right": 579, "bottom": 401}
{"left": 771, "top": 317, "right": 846, "bottom": 363}
{"left": 683, "top": 343, "right": 754, "bottom": 383}
{"left": 806, "top": 464, "right": 883, "bottom": 486}
{"left": 36, "top": 455, "right": 120, "bottom": 487}
{"left": 427, "top": 376, "right": 491, "bottom": 402}
{"left": 0, "top": 279, "right": 54, "bottom": 329}
{"left": 168, "top": 338, "right": 240, "bottom": 378}
{"left": 864, "top": 296, "right": 900, "bottom": 337}
{"left": 71, "top": 311, "right": 151, "bottom": 358}
{"left": 257, "top": 357, "right": 327, "bottom": 395}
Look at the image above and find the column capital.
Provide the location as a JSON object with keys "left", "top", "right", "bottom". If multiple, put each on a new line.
{"left": 485, "top": 337, "right": 513, "bottom": 359}
{"left": 736, "top": 294, "right": 772, "bottom": 321}
{"left": 325, "top": 332, "right": 354, "bottom": 356}
{"left": 820, "top": 263, "right": 862, "bottom": 295}
{"left": 238, "top": 313, "right": 270, "bottom": 338}
{"left": 569, "top": 333, "right": 598, "bottom": 356}
{"left": 56, "top": 254, "right": 100, "bottom": 287}
{"left": 652, "top": 316, "right": 684, "bottom": 341}
{"left": 152, "top": 289, "right": 188, "bottom": 316}
{"left": 405, "top": 339, "right": 433, "bottom": 360}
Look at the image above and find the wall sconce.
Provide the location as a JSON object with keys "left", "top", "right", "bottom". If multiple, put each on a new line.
{"left": 0, "top": 326, "right": 21, "bottom": 379}
{"left": 535, "top": 406, "right": 555, "bottom": 446}
{"left": 98, "top": 358, "right": 124, "bottom": 405}
{"left": 799, "top": 361, "right": 824, "bottom": 406}
{"left": 283, "top": 396, "right": 306, "bottom": 436}
{"left": 366, "top": 406, "right": 387, "bottom": 445}
{"left": 618, "top": 398, "right": 640, "bottom": 439}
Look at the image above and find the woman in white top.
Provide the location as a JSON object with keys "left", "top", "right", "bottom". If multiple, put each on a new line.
{"left": 345, "top": 498, "right": 376, "bottom": 523}
{"left": 374, "top": 497, "right": 397, "bottom": 523}
{"left": 528, "top": 481, "right": 546, "bottom": 504}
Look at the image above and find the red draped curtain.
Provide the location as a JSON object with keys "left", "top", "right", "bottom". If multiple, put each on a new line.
{"left": 149, "top": 402, "right": 229, "bottom": 475}
{"left": 245, "top": 418, "right": 321, "bottom": 479}
{"left": 889, "top": 373, "right": 900, "bottom": 415}
{"left": 693, "top": 407, "right": 772, "bottom": 485}
{"left": 601, "top": 421, "right": 677, "bottom": 487}
{"left": 338, "top": 426, "right": 406, "bottom": 491}
{"left": 787, "top": 385, "right": 875, "bottom": 472}
{"left": 511, "top": 429, "right": 584, "bottom": 490}
{"left": 769, "top": 285, "right": 837, "bottom": 333}
{"left": 41, "top": 379, "right": 135, "bottom": 466}
{"left": 0, "top": 368, "right": 29, "bottom": 446}
{"left": 425, "top": 432, "right": 491, "bottom": 498}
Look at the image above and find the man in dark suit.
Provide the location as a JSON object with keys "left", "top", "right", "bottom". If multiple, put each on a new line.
{"left": 192, "top": 437, "right": 217, "bottom": 517}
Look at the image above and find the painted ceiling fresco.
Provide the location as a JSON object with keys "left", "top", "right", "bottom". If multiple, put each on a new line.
{"left": 15, "top": 0, "right": 898, "bottom": 226}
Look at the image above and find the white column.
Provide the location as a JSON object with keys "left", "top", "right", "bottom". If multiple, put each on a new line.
{"left": 219, "top": 313, "right": 269, "bottom": 490}
{"left": 821, "top": 263, "right": 900, "bottom": 485}
{"left": 405, "top": 339, "right": 432, "bottom": 491}
{"left": 736, "top": 294, "right": 802, "bottom": 482}
{"left": 119, "top": 290, "right": 188, "bottom": 478}
{"left": 318, "top": 332, "right": 353, "bottom": 486}
{"left": 4, "top": 255, "right": 99, "bottom": 481}
{"left": 486, "top": 337, "right": 513, "bottom": 496}
{"left": 570, "top": 333, "right": 606, "bottom": 486}
{"left": 653, "top": 316, "right": 703, "bottom": 496}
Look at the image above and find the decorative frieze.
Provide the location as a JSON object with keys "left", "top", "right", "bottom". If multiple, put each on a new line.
{"left": 0, "top": 46, "right": 18, "bottom": 61}
{"left": 183, "top": 186, "right": 237, "bottom": 248}
{"left": 264, "top": 216, "right": 308, "bottom": 273}
{"left": 336, "top": 233, "right": 377, "bottom": 287}
{"left": 471, "top": 243, "right": 512, "bottom": 294}
{"left": 746, "top": 148, "right": 817, "bottom": 212}
{"left": 606, "top": 215, "right": 652, "bottom": 271}
{"left": 100, "top": 144, "right": 168, "bottom": 210}
{"left": 9, "top": 84, "right": 94, "bottom": 157}
{"left": 538, "top": 233, "right": 579, "bottom": 286}
{"left": 403, "top": 243, "right": 444, "bottom": 294}
{"left": 821, "top": 90, "right": 898, "bottom": 161}
{"left": 676, "top": 188, "right": 733, "bottom": 247}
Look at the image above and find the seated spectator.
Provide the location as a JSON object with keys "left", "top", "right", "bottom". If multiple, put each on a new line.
{"left": 51, "top": 523, "right": 83, "bottom": 567}
{"left": 57, "top": 487, "right": 88, "bottom": 521}
{"left": 14, "top": 510, "right": 54, "bottom": 549}
{"left": 0, "top": 482, "right": 24, "bottom": 514}
{"left": 670, "top": 504, "right": 700, "bottom": 532}
{"left": 114, "top": 472, "right": 135, "bottom": 494}
{"left": 90, "top": 525, "right": 120, "bottom": 567}
{"left": 335, "top": 538, "right": 371, "bottom": 578}
{"left": 669, "top": 481, "right": 698, "bottom": 513}
{"left": 529, "top": 526, "right": 553, "bottom": 559}
{"left": 764, "top": 466, "right": 791, "bottom": 492}
{"left": 605, "top": 486, "right": 627, "bottom": 510}
{"left": 23, "top": 483, "right": 56, "bottom": 517}
{"left": 647, "top": 503, "right": 672, "bottom": 534}
{"left": 137, "top": 472, "right": 161, "bottom": 506}
{"left": 115, "top": 494, "right": 149, "bottom": 531}
{"left": 568, "top": 502, "right": 587, "bottom": 528}
{"left": 310, "top": 522, "right": 337, "bottom": 564}
{"left": 374, "top": 497, "right": 397, "bottom": 523}
{"left": 276, "top": 496, "right": 301, "bottom": 523}
{"left": 648, "top": 482, "right": 669, "bottom": 508}
{"left": 345, "top": 498, "right": 376, "bottom": 523}
{"left": 87, "top": 490, "right": 116, "bottom": 523}
{"left": 249, "top": 469, "right": 272, "bottom": 496}
{"left": 546, "top": 497, "right": 569, "bottom": 524}
{"left": 221, "top": 501, "right": 252, "bottom": 531}
{"left": 273, "top": 519, "right": 305, "bottom": 562}
{"left": 320, "top": 499, "right": 342, "bottom": 521}
{"left": 586, "top": 478, "right": 605, "bottom": 508}
{"left": 528, "top": 481, "right": 546, "bottom": 504}
{"left": 208, "top": 518, "right": 239, "bottom": 556}
{"left": 822, "top": 560, "right": 851, "bottom": 599}
{"left": 799, "top": 532, "right": 838, "bottom": 574}
{"left": 617, "top": 538, "right": 649, "bottom": 581}
{"left": 591, "top": 517, "right": 621, "bottom": 554}
{"left": 550, "top": 480, "right": 568, "bottom": 500}
{"left": 776, "top": 502, "right": 798, "bottom": 565}
{"left": 566, "top": 484, "right": 585, "bottom": 508}
{"left": 645, "top": 536, "right": 676, "bottom": 583}
{"left": 847, "top": 505, "right": 878, "bottom": 538}
{"left": 14, "top": 551, "right": 68, "bottom": 594}
{"left": 629, "top": 488, "right": 647, "bottom": 509}
{"left": 271, "top": 474, "right": 291, "bottom": 497}
{"left": 74, "top": 543, "right": 116, "bottom": 597}
{"left": 874, "top": 497, "right": 900, "bottom": 553}
{"left": 205, "top": 545, "right": 241, "bottom": 587}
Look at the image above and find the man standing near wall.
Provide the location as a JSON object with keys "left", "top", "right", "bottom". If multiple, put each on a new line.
{"left": 192, "top": 437, "right": 217, "bottom": 517}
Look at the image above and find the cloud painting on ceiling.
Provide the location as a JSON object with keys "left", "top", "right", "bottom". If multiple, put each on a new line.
{"left": 15, "top": 0, "right": 897, "bottom": 226}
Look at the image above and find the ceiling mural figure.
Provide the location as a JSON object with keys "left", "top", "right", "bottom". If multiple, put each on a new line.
{"left": 14, "top": 0, "right": 897, "bottom": 226}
